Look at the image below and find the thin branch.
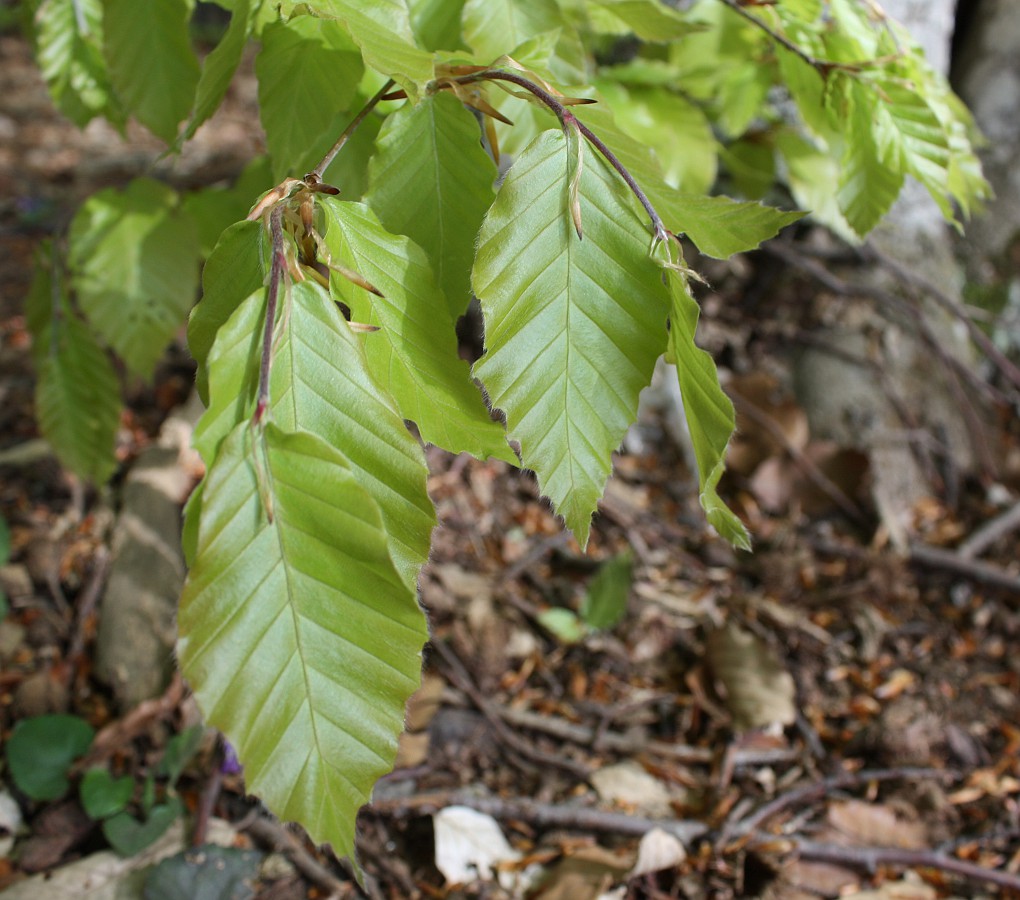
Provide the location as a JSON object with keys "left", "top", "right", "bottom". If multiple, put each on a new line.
{"left": 728, "top": 387, "right": 869, "bottom": 524}
{"left": 368, "top": 789, "right": 708, "bottom": 845}
{"left": 862, "top": 243, "right": 1020, "bottom": 394}
{"left": 721, "top": 767, "right": 958, "bottom": 846}
{"left": 454, "top": 69, "right": 669, "bottom": 243}
{"left": 244, "top": 816, "right": 352, "bottom": 897}
{"left": 715, "top": 0, "right": 860, "bottom": 75}
{"left": 432, "top": 640, "right": 593, "bottom": 782}
{"left": 908, "top": 543, "right": 1020, "bottom": 596}
{"left": 790, "top": 838, "right": 1020, "bottom": 893}
{"left": 308, "top": 79, "right": 394, "bottom": 182}
{"left": 254, "top": 206, "right": 286, "bottom": 425}
{"left": 957, "top": 501, "right": 1020, "bottom": 559}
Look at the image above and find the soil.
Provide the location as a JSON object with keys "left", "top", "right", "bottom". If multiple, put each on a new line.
{"left": 1, "top": 25, "right": 1019, "bottom": 900}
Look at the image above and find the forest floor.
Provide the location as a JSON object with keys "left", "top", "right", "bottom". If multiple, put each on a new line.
{"left": 2, "top": 28, "right": 1020, "bottom": 900}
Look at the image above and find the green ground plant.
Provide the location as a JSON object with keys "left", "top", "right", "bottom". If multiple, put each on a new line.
{"left": 18, "top": 0, "right": 988, "bottom": 865}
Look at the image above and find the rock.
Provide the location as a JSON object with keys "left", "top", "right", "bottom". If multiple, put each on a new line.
{"left": 94, "top": 399, "right": 200, "bottom": 711}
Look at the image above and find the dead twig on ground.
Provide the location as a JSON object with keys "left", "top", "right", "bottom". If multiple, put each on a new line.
{"left": 492, "top": 701, "right": 713, "bottom": 764}
{"left": 728, "top": 388, "right": 869, "bottom": 524}
{"left": 63, "top": 544, "right": 110, "bottom": 682}
{"left": 862, "top": 243, "right": 1020, "bottom": 395}
{"left": 80, "top": 673, "right": 185, "bottom": 767}
{"left": 957, "top": 501, "right": 1020, "bottom": 559}
{"left": 432, "top": 639, "right": 593, "bottom": 782}
{"left": 789, "top": 837, "right": 1020, "bottom": 893}
{"left": 719, "top": 766, "right": 959, "bottom": 849}
{"left": 367, "top": 789, "right": 708, "bottom": 844}
{"left": 244, "top": 816, "right": 355, "bottom": 898}
{"left": 908, "top": 543, "right": 1020, "bottom": 596}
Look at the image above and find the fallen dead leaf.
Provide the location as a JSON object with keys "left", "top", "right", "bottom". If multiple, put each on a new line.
{"left": 706, "top": 620, "right": 797, "bottom": 731}
{"left": 826, "top": 800, "right": 927, "bottom": 850}
{"left": 591, "top": 760, "right": 672, "bottom": 818}
{"left": 433, "top": 805, "right": 521, "bottom": 886}
{"left": 630, "top": 827, "right": 686, "bottom": 877}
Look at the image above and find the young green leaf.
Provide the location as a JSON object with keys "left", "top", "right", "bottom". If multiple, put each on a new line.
{"left": 871, "top": 79, "right": 954, "bottom": 219}
{"left": 68, "top": 178, "right": 200, "bottom": 380}
{"left": 408, "top": 0, "right": 467, "bottom": 51}
{"left": 649, "top": 193, "right": 805, "bottom": 259}
{"left": 5, "top": 715, "right": 95, "bottom": 801}
{"left": 280, "top": 0, "right": 434, "bottom": 100}
{"left": 589, "top": 0, "right": 700, "bottom": 42}
{"left": 196, "top": 281, "right": 435, "bottom": 589}
{"left": 256, "top": 17, "right": 365, "bottom": 180}
{"left": 26, "top": 247, "right": 121, "bottom": 484}
{"left": 320, "top": 199, "right": 514, "bottom": 462}
{"left": 837, "top": 81, "right": 905, "bottom": 236}
{"left": 181, "top": 0, "right": 257, "bottom": 143}
{"left": 34, "top": 0, "right": 120, "bottom": 128}
{"left": 580, "top": 552, "right": 633, "bottom": 630}
{"left": 665, "top": 269, "right": 749, "bottom": 549}
{"left": 103, "top": 0, "right": 199, "bottom": 142}
{"left": 178, "top": 422, "right": 428, "bottom": 860}
{"left": 367, "top": 92, "right": 497, "bottom": 320}
{"left": 189, "top": 220, "right": 267, "bottom": 404}
{"left": 472, "top": 130, "right": 670, "bottom": 546}
{"left": 594, "top": 80, "right": 717, "bottom": 194}
{"left": 461, "top": 0, "right": 586, "bottom": 82}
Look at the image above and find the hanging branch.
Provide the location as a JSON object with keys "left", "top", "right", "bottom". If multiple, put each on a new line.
{"left": 452, "top": 69, "right": 671, "bottom": 246}
{"left": 254, "top": 205, "right": 286, "bottom": 426}
{"left": 308, "top": 78, "right": 395, "bottom": 183}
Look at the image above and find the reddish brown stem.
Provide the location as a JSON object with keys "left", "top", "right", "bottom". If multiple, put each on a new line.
{"left": 255, "top": 206, "right": 285, "bottom": 425}
{"left": 458, "top": 69, "right": 670, "bottom": 244}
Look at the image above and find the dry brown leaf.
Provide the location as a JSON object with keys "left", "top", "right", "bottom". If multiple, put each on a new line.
{"left": 531, "top": 846, "right": 634, "bottom": 900}
{"left": 591, "top": 761, "right": 672, "bottom": 817}
{"left": 826, "top": 800, "right": 927, "bottom": 850}
{"left": 706, "top": 620, "right": 797, "bottom": 731}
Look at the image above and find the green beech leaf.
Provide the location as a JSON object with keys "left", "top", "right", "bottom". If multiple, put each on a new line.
{"left": 319, "top": 199, "right": 513, "bottom": 461}
{"left": 651, "top": 193, "right": 805, "bottom": 259}
{"left": 580, "top": 551, "right": 633, "bottom": 630}
{"left": 178, "top": 422, "right": 428, "bottom": 860}
{"left": 367, "top": 92, "right": 496, "bottom": 320}
{"left": 408, "top": 0, "right": 466, "bottom": 51}
{"left": 6, "top": 715, "right": 95, "bottom": 801}
{"left": 871, "top": 79, "right": 954, "bottom": 218}
{"left": 189, "top": 219, "right": 267, "bottom": 403}
{"left": 837, "top": 82, "right": 904, "bottom": 236}
{"left": 472, "top": 130, "right": 669, "bottom": 546}
{"left": 181, "top": 0, "right": 256, "bottom": 142}
{"left": 776, "top": 129, "right": 856, "bottom": 242}
{"left": 588, "top": 0, "right": 700, "bottom": 42}
{"left": 594, "top": 80, "right": 717, "bottom": 194}
{"left": 195, "top": 281, "right": 435, "bottom": 588}
{"left": 256, "top": 17, "right": 365, "bottom": 179}
{"left": 103, "top": 0, "right": 199, "bottom": 142}
{"left": 665, "top": 269, "right": 749, "bottom": 549}
{"left": 183, "top": 157, "right": 274, "bottom": 257}
{"left": 462, "top": 0, "right": 586, "bottom": 81}
{"left": 537, "top": 607, "right": 587, "bottom": 644}
{"left": 26, "top": 247, "right": 121, "bottom": 483}
{"left": 280, "top": 0, "right": 434, "bottom": 100}
{"left": 567, "top": 106, "right": 801, "bottom": 257}
{"left": 68, "top": 178, "right": 200, "bottom": 380}
{"left": 34, "top": 0, "right": 119, "bottom": 127}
